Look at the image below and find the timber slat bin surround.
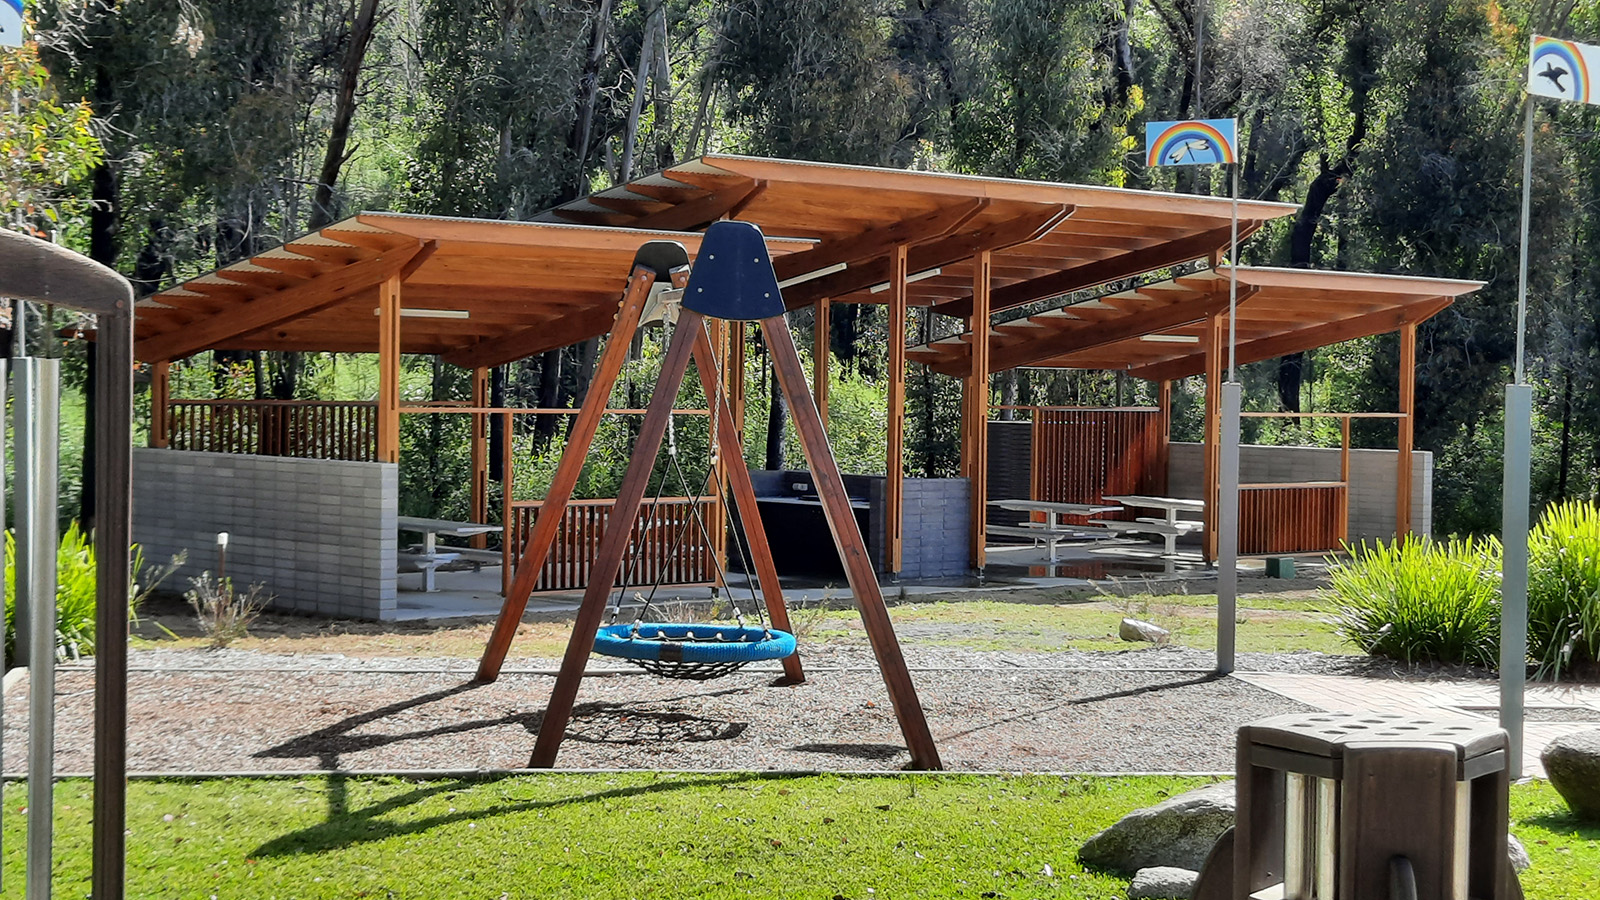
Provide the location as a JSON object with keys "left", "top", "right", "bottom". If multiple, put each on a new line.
{"left": 133, "top": 155, "right": 1486, "bottom": 609}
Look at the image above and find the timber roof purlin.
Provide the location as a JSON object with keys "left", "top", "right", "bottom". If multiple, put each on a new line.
{"left": 540, "top": 155, "right": 1301, "bottom": 316}
{"left": 134, "top": 214, "right": 817, "bottom": 367}
{"left": 908, "top": 267, "right": 1485, "bottom": 380}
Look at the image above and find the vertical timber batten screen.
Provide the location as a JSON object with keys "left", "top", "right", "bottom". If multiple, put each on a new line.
{"left": 1238, "top": 483, "right": 1347, "bottom": 554}
{"left": 1029, "top": 407, "right": 1165, "bottom": 518}
{"left": 166, "top": 399, "right": 378, "bottom": 461}
{"left": 508, "top": 497, "right": 718, "bottom": 592}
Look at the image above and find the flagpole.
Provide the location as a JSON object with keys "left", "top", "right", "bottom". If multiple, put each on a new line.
{"left": 1216, "top": 161, "right": 1242, "bottom": 675}
{"left": 1501, "top": 96, "right": 1536, "bottom": 779}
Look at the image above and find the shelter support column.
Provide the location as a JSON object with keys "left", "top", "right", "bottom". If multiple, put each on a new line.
{"left": 377, "top": 273, "right": 402, "bottom": 464}
{"left": 1397, "top": 322, "right": 1417, "bottom": 541}
{"left": 814, "top": 298, "right": 830, "bottom": 422}
{"left": 1155, "top": 379, "right": 1172, "bottom": 494}
{"left": 887, "top": 244, "right": 908, "bottom": 576}
{"left": 149, "top": 361, "right": 171, "bottom": 449}
{"left": 1202, "top": 313, "right": 1223, "bottom": 562}
{"left": 963, "top": 251, "right": 992, "bottom": 570}
{"left": 731, "top": 322, "right": 746, "bottom": 438}
{"left": 470, "top": 366, "right": 489, "bottom": 546}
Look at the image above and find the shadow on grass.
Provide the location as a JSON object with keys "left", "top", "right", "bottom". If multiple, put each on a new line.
{"left": 248, "top": 771, "right": 786, "bottom": 859}
{"left": 1522, "top": 809, "right": 1600, "bottom": 839}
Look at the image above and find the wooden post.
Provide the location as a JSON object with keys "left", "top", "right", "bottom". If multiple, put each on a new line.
{"left": 477, "top": 263, "right": 678, "bottom": 682}
{"left": 377, "top": 273, "right": 402, "bottom": 464}
{"left": 470, "top": 366, "right": 489, "bottom": 548}
{"left": 530, "top": 312, "right": 705, "bottom": 768}
{"left": 814, "top": 298, "right": 830, "bottom": 423}
{"left": 500, "top": 410, "right": 514, "bottom": 597}
{"left": 1155, "top": 379, "right": 1172, "bottom": 494}
{"left": 887, "top": 244, "right": 908, "bottom": 575}
{"left": 764, "top": 313, "right": 941, "bottom": 770}
{"left": 1397, "top": 322, "right": 1417, "bottom": 541}
{"left": 706, "top": 317, "right": 729, "bottom": 575}
{"left": 689, "top": 322, "right": 802, "bottom": 683}
{"left": 1202, "top": 313, "right": 1223, "bottom": 561}
{"left": 964, "top": 251, "right": 992, "bottom": 570}
{"left": 150, "top": 361, "right": 171, "bottom": 449}
{"left": 1340, "top": 415, "right": 1352, "bottom": 543}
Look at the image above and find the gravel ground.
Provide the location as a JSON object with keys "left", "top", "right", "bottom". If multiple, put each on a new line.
{"left": 1, "top": 643, "right": 1356, "bottom": 776}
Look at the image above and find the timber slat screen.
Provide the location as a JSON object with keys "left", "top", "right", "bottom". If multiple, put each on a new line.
{"left": 1238, "top": 483, "right": 1347, "bottom": 555}
{"left": 166, "top": 400, "right": 378, "bottom": 461}
{"left": 1029, "top": 408, "right": 1164, "bottom": 520}
{"left": 507, "top": 497, "right": 717, "bottom": 592}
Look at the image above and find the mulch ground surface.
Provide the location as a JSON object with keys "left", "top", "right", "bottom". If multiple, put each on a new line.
{"left": 4, "top": 644, "right": 1332, "bottom": 775}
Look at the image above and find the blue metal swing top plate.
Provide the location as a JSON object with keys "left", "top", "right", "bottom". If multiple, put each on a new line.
{"left": 681, "top": 220, "right": 788, "bottom": 321}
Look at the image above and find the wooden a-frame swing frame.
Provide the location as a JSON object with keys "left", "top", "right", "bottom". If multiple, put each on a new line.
{"left": 476, "top": 241, "right": 941, "bottom": 771}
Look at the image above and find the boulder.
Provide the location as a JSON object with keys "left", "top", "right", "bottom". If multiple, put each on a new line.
{"left": 1128, "top": 866, "right": 1198, "bottom": 900}
{"left": 1541, "top": 728, "right": 1600, "bottom": 821}
{"left": 1120, "top": 617, "right": 1171, "bottom": 643}
{"left": 1079, "top": 782, "right": 1235, "bottom": 873}
{"left": 1507, "top": 834, "right": 1531, "bottom": 872}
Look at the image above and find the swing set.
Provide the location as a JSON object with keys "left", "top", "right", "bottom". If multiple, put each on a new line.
{"left": 475, "top": 221, "right": 942, "bottom": 770}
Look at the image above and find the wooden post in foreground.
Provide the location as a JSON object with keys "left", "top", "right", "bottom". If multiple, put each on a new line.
{"left": 964, "top": 251, "right": 992, "bottom": 570}
{"left": 470, "top": 366, "right": 489, "bottom": 547}
{"left": 886, "top": 244, "right": 908, "bottom": 576}
{"left": 377, "top": 273, "right": 402, "bottom": 463}
{"left": 1202, "top": 312, "right": 1223, "bottom": 561}
{"left": 814, "top": 298, "right": 830, "bottom": 422}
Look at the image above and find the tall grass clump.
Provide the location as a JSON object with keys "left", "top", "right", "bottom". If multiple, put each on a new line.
{"left": 1527, "top": 500, "right": 1600, "bottom": 678}
{"left": 1329, "top": 536, "right": 1501, "bottom": 666}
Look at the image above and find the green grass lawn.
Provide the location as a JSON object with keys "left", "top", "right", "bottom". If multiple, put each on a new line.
{"left": 5, "top": 774, "right": 1590, "bottom": 899}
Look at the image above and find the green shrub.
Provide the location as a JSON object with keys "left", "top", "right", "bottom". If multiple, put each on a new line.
{"left": 1329, "top": 536, "right": 1502, "bottom": 666}
{"left": 1527, "top": 500, "right": 1600, "bottom": 678}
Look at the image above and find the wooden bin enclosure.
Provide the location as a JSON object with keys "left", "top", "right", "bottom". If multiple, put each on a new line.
{"left": 165, "top": 399, "right": 377, "bottom": 461}
{"left": 507, "top": 497, "right": 718, "bottom": 592}
{"left": 1238, "top": 483, "right": 1346, "bottom": 555}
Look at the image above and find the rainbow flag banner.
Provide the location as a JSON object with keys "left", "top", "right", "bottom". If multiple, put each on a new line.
{"left": 1, "top": 0, "right": 24, "bottom": 48}
{"left": 1529, "top": 34, "right": 1600, "bottom": 105}
{"left": 1145, "top": 118, "right": 1238, "bottom": 167}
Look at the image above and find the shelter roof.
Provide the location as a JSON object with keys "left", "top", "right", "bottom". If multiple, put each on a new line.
{"left": 538, "top": 155, "right": 1300, "bottom": 316}
{"left": 134, "top": 213, "right": 814, "bottom": 366}
{"left": 909, "top": 267, "right": 1485, "bottom": 380}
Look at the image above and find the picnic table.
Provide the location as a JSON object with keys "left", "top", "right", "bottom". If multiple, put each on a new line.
{"left": 1095, "top": 495, "right": 1206, "bottom": 557}
{"left": 985, "top": 499, "right": 1124, "bottom": 561}
{"left": 397, "top": 516, "right": 503, "bottom": 591}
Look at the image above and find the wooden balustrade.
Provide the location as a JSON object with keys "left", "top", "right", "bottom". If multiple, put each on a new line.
{"left": 506, "top": 497, "right": 718, "bottom": 592}
{"left": 1029, "top": 407, "right": 1164, "bottom": 522}
{"left": 1238, "top": 483, "right": 1347, "bottom": 555}
{"left": 166, "top": 400, "right": 378, "bottom": 461}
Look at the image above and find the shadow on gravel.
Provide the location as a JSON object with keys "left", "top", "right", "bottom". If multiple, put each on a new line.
{"left": 248, "top": 771, "right": 784, "bottom": 859}
{"left": 790, "top": 742, "right": 906, "bottom": 761}
{"left": 564, "top": 703, "right": 749, "bottom": 744}
{"left": 255, "top": 681, "right": 510, "bottom": 762}
{"left": 936, "top": 673, "right": 1222, "bottom": 743}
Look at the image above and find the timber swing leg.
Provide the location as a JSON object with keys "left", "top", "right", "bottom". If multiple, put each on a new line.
{"left": 477, "top": 246, "right": 689, "bottom": 683}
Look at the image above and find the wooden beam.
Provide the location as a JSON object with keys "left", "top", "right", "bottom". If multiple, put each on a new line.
{"left": 137, "top": 241, "right": 423, "bottom": 362}
{"left": 477, "top": 262, "right": 677, "bottom": 682}
{"left": 761, "top": 312, "right": 941, "bottom": 770}
{"left": 470, "top": 366, "right": 489, "bottom": 549}
{"left": 442, "top": 304, "right": 615, "bottom": 369}
{"left": 529, "top": 305, "right": 703, "bottom": 767}
{"left": 629, "top": 179, "right": 764, "bottom": 231}
{"left": 887, "top": 244, "right": 908, "bottom": 575}
{"left": 814, "top": 298, "right": 830, "bottom": 422}
{"left": 150, "top": 361, "right": 171, "bottom": 448}
{"left": 783, "top": 205, "right": 1072, "bottom": 309}
{"left": 377, "top": 273, "right": 402, "bottom": 464}
{"left": 966, "top": 251, "right": 992, "bottom": 570}
{"left": 1202, "top": 314, "right": 1223, "bottom": 562}
{"left": 770, "top": 199, "right": 988, "bottom": 283}
{"left": 1397, "top": 322, "right": 1416, "bottom": 542}
{"left": 934, "top": 223, "right": 1247, "bottom": 318}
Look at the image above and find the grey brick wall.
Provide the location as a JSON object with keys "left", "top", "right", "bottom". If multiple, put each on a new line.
{"left": 1166, "top": 442, "right": 1432, "bottom": 540}
{"left": 133, "top": 449, "right": 397, "bottom": 620}
{"left": 870, "top": 477, "right": 971, "bottom": 578}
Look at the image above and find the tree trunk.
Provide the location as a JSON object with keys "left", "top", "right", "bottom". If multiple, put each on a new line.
{"left": 618, "top": 2, "right": 659, "bottom": 183}
{"left": 569, "top": 0, "right": 614, "bottom": 196}
{"left": 649, "top": 3, "right": 673, "bottom": 171}
{"left": 534, "top": 348, "right": 564, "bottom": 447}
{"left": 999, "top": 369, "right": 1017, "bottom": 421}
{"left": 764, "top": 364, "right": 788, "bottom": 471}
{"left": 308, "top": 0, "right": 383, "bottom": 230}
{"left": 1558, "top": 370, "right": 1572, "bottom": 499}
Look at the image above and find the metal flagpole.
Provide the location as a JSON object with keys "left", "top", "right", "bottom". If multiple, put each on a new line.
{"left": 1217, "top": 161, "right": 1242, "bottom": 674}
{"left": 1501, "top": 97, "right": 1536, "bottom": 778}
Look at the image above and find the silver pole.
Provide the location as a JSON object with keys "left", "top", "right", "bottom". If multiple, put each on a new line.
{"left": 16, "top": 357, "right": 60, "bottom": 900}
{"left": 1217, "top": 381, "right": 1241, "bottom": 675}
{"left": 1500, "top": 97, "right": 1537, "bottom": 779}
{"left": 1228, "top": 162, "right": 1239, "bottom": 380}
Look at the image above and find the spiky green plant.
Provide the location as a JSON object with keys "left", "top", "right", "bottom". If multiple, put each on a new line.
{"left": 1527, "top": 500, "right": 1600, "bottom": 679}
{"left": 1329, "top": 536, "right": 1502, "bottom": 667}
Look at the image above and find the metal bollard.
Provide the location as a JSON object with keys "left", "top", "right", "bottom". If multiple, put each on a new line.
{"left": 15, "top": 357, "right": 60, "bottom": 900}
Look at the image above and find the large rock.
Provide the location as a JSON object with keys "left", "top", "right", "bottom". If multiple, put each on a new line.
{"left": 1128, "top": 866, "right": 1198, "bottom": 900}
{"left": 1542, "top": 728, "right": 1600, "bottom": 821}
{"left": 1079, "top": 782, "right": 1235, "bottom": 873}
{"left": 1507, "top": 834, "right": 1531, "bottom": 872}
{"left": 1120, "top": 617, "right": 1171, "bottom": 643}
